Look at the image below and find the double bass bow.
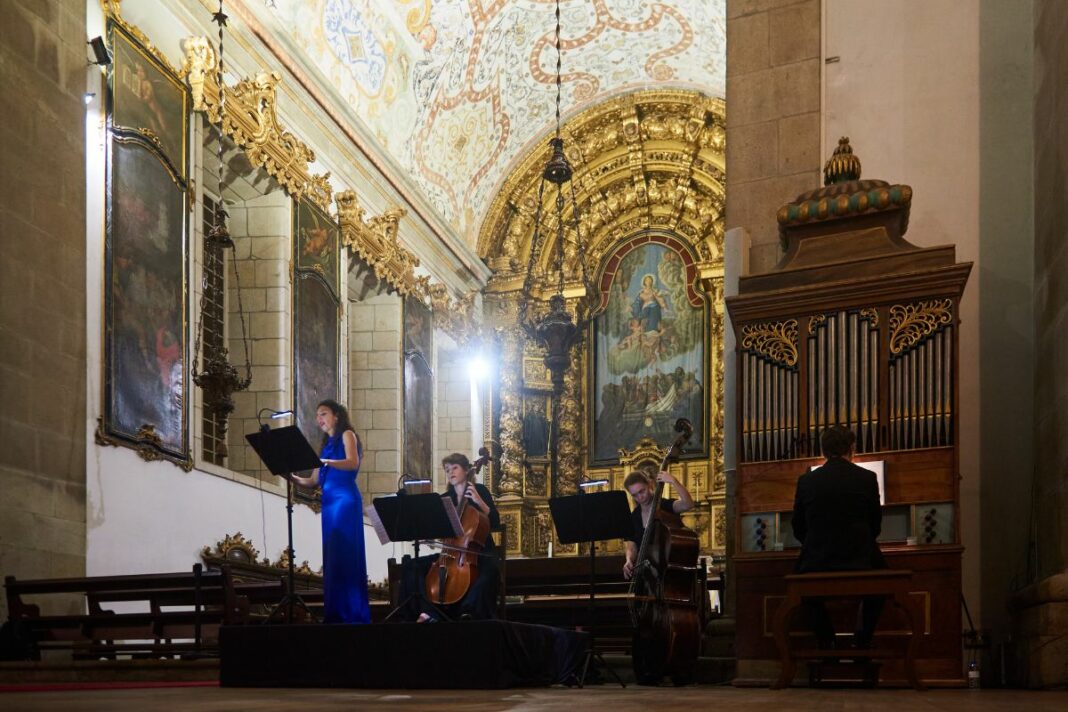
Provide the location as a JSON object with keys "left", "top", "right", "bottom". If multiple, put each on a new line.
{"left": 425, "top": 447, "right": 493, "bottom": 606}
{"left": 628, "top": 418, "right": 702, "bottom": 685}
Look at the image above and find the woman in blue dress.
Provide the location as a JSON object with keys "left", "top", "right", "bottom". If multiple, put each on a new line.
{"left": 289, "top": 399, "right": 371, "bottom": 624}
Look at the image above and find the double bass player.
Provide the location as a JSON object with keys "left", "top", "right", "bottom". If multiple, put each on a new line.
{"left": 622, "top": 469, "right": 695, "bottom": 580}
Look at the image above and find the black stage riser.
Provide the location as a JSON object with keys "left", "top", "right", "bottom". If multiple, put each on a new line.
{"left": 220, "top": 621, "right": 589, "bottom": 689}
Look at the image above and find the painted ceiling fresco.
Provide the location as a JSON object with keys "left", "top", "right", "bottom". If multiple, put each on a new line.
{"left": 264, "top": 0, "right": 726, "bottom": 242}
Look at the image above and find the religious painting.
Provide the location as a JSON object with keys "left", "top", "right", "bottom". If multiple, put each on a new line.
{"left": 293, "top": 273, "right": 340, "bottom": 456}
{"left": 403, "top": 295, "right": 433, "bottom": 479}
{"left": 295, "top": 198, "right": 339, "bottom": 296}
{"left": 103, "top": 139, "right": 189, "bottom": 462}
{"left": 590, "top": 235, "right": 708, "bottom": 464}
{"left": 109, "top": 21, "right": 187, "bottom": 178}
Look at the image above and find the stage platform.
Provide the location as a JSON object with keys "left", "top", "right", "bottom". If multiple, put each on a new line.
{"left": 220, "top": 621, "right": 589, "bottom": 689}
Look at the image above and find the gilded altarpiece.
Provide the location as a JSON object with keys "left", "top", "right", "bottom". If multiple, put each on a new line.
{"left": 98, "top": 13, "right": 192, "bottom": 469}
{"left": 476, "top": 91, "right": 728, "bottom": 559}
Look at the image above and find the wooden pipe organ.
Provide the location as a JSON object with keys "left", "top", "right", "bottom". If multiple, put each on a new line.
{"left": 726, "top": 139, "right": 971, "bottom": 686}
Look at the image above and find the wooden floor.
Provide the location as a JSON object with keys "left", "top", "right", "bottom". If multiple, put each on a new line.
{"left": 4, "top": 686, "right": 1068, "bottom": 711}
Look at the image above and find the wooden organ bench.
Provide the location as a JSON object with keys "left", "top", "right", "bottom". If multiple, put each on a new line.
{"left": 771, "top": 569, "right": 925, "bottom": 690}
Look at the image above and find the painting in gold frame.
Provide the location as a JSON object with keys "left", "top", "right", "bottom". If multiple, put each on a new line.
{"left": 296, "top": 197, "right": 339, "bottom": 296}
{"left": 402, "top": 295, "right": 433, "bottom": 479}
{"left": 109, "top": 21, "right": 187, "bottom": 179}
{"left": 589, "top": 233, "right": 709, "bottom": 464}
{"left": 292, "top": 197, "right": 341, "bottom": 506}
{"left": 105, "top": 139, "right": 188, "bottom": 459}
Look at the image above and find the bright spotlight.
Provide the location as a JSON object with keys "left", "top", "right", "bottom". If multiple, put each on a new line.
{"left": 468, "top": 355, "right": 489, "bottom": 381}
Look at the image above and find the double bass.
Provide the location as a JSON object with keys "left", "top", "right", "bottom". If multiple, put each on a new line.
{"left": 628, "top": 418, "right": 702, "bottom": 685}
{"left": 425, "top": 448, "right": 492, "bottom": 606}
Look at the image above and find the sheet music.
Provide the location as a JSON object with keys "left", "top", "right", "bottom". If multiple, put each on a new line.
{"left": 365, "top": 499, "right": 393, "bottom": 545}
{"left": 364, "top": 494, "right": 463, "bottom": 545}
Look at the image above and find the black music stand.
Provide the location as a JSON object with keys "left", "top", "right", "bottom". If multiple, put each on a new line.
{"left": 245, "top": 425, "right": 323, "bottom": 624}
{"left": 367, "top": 493, "right": 462, "bottom": 622}
{"left": 550, "top": 490, "right": 632, "bottom": 688}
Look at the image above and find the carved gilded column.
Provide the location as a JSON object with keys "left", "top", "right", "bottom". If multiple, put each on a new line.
{"left": 555, "top": 341, "right": 584, "bottom": 494}
{"left": 495, "top": 327, "right": 524, "bottom": 499}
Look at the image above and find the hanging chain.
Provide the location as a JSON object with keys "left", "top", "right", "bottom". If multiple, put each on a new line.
{"left": 554, "top": 0, "right": 562, "bottom": 140}
{"left": 192, "top": 0, "right": 251, "bottom": 388}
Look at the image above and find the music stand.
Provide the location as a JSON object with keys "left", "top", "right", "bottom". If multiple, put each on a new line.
{"left": 365, "top": 493, "right": 462, "bottom": 622}
{"left": 549, "top": 490, "right": 633, "bottom": 688}
{"left": 245, "top": 425, "right": 322, "bottom": 624}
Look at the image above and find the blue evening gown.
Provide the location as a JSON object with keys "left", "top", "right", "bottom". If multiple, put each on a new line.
{"left": 319, "top": 431, "right": 371, "bottom": 624}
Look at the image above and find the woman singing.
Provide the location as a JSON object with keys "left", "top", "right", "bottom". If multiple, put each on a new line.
{"left": 289, "top": 399, "right": 371, "bottom": 624}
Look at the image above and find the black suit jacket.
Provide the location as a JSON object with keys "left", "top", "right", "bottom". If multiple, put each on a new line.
{"left": 791, "top": 457, "right": 885, "bottom": 573}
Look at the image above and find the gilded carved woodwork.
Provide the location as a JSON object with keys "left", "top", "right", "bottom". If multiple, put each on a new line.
{"left": 102, "top": 0, "right": 183, "bottom": 78}
{"left": 618, "top": 437, "right": 668, "bottom": 470}
{"left": 556, "top": 355, "right": 585, "bottom": 494}
{"left": 740, "top": 320, "right": 800, "bottom": 367}
{"left": 94, "top": 418, "right": 194, "bottom": 471}
{"left": 889, "top": 299, "right": 954, "bottom": 354}
{"left": 478, "top": 90, "right": 726, "bottom": 554}
{"left": 200, "top": 531, "right": 263, "bottom": 565}
{"left": 713, "top": 506, "right": 726, "bottom": 548}
{"left": 273, "top": 548, "right": 317, "bottom": 576}
{"left": 428, "top": 283, "right": 480, "bottom": 347}
{"left": 335, "top": 190, "right": 431, "bottom": 298}
{"left": 181, "top": 37, "right": 332, "bottom": 213}
{"left": 496, "top": 328, "right": 525, "bottom": 498}
{"left": 478, "top": 90, "right": 725, "bottom": 289}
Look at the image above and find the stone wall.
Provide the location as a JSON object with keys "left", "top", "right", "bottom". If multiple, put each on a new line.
{"left": 225, "top": 191, "right": 292, "bottom": 481}
{"left": 348, "top": 292, "right": 402, "bottom": 498}
{"left": 725, "top": 0, "right": 821, "bottom": 273}
{"left": 0, "top": 0, "right": 87, "bottom": 618}
{"left": 1013, "top": 0, "right": 1068, "bottom": 688}
{"left": 1032, "top": 0, "right": 1068, "bottom": 590}
{"left": 436, "top": 349, "right": 474, "bottom": 484}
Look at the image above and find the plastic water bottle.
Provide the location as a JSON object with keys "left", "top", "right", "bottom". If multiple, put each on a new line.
{"left": 967, "top": 660, "right": 980, "bottom": 689}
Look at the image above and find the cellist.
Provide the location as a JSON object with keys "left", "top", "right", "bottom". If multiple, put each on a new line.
{"left": 621, "top": 469, "right": 695, "bottom": 580}
{"left": 398, "top": 452, "right": 501, "bottom": 622}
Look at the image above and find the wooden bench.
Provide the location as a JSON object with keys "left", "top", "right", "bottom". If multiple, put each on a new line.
{"left": 3, "top": 564, "right": 244, "bottom": 660}
{"left": 770, "top": 569, "right": 925, "bottom": 690}
{"left": 499, "top": 554, "right": 635, "bottom": 652}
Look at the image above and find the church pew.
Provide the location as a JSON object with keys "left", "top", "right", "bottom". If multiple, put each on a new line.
{"left": 2, "top": 564, "right": 247, "bottom": 660}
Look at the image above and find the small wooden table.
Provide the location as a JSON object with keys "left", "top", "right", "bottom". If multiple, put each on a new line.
{"left": 771, "top": 569, "right": 925, "bottom": 690}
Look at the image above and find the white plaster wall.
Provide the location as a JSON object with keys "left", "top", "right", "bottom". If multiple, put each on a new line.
{"left": 85, "top": 447, "right": 399, "bottom": 586}
{"left": 823, "top": 0, "right": 982, "bottom": 622}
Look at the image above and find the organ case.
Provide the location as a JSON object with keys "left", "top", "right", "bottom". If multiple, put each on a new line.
{"left": 725, "top": 139, "right": 971, "bottom": 686}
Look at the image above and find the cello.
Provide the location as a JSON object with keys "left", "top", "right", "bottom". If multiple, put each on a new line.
{"left": 628, "top": 418, "right": 702, "bottom": 685}
{"left": 425, "top": 448, "right": 493, "bottom": 606}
